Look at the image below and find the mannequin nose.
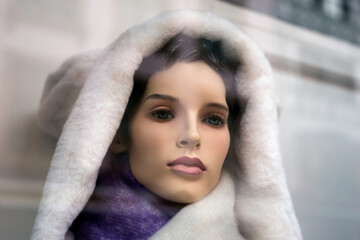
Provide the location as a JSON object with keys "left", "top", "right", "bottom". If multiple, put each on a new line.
{"left": 177, "top": 115, "right": 200, "bottom": 149}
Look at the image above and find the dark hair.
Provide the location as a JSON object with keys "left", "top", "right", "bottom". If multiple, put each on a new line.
{"left": 118, "top": 33, "right": 243, "bottom": 148}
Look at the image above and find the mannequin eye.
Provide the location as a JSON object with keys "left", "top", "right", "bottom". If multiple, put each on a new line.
{"left": 203, "top": 113, "right": 227, "bottom": 127}
{"left": 151, "top": 109, "right": 175, "bottom": 120}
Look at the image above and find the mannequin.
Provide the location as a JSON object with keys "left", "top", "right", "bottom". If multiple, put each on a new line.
{"left": 110, "top": 32, "right": 242, "bottom": 203}
{"left": 32, "top": 10, "right": 302, "bottom": 240}
{"left": 68, "top": 32, "right": 243, "bottom": 239}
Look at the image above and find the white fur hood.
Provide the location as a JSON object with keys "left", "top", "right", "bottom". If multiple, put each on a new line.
{"left": 32, "top": 10, "right": 302, "bottom": 240}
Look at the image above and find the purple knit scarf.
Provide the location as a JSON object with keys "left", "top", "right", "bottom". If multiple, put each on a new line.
{"left": 69, "top": 152, "right": 184, "bottom": 240}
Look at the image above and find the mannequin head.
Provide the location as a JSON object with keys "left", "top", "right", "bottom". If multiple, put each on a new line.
{"left": 111, "top": 33, "right": 242, "bottom": 203}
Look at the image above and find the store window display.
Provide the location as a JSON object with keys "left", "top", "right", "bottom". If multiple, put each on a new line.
{"left": 31, "top": 10, "right": 302, "bottom": 240}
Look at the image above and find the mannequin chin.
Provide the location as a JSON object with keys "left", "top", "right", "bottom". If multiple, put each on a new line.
{"left": 110, "top": 61, "right": 230, "bottom": 203}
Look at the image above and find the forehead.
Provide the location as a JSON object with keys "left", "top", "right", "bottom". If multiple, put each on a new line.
{"left": 143, "top": 61, "right": 227, "bottom": 104}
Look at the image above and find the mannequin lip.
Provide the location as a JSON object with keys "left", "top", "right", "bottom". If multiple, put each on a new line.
{"left": 167, "top": 157, "right": 207, "bottom": 175}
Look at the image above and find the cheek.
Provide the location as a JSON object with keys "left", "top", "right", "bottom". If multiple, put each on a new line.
{"left": 207, "top": 129, "right": 230, "bottom": 158}
{"left": 202, "top": 127, "right": 230, "bottom": 176}
{"left": 130, "top": 119, "right": 173, "bottom": 156}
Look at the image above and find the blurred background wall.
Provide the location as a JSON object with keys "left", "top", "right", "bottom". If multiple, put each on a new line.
{"left": 0, "top": 0, "right": 359, "bottom": 239}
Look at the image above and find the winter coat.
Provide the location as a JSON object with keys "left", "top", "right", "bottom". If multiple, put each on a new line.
{"left": 31, "top": 10, "right": 302, "bottom": 240}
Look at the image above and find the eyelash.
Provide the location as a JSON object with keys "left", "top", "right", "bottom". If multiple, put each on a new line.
{"left": 150, "top": 109, "right": 227, "bottom": 127}
{"left": 202, "top": 112, "right": 227, "bottom": 127}
{"left": 150, "top": 109, "right": 175, "bottom": 121}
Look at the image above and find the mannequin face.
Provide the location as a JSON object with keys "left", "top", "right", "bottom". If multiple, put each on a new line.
{"left": 127, "top": 61, "right": 230, "bottom": 203}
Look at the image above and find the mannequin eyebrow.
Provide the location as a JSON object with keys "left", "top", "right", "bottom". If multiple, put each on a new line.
{"left": 145, "top": 94, "right": 179, "bottom": 102}
{"left": 206, "top": 103, "right": 229, "bottom": 113}
{"left": 145, "top": 94, "right": 228, "bottom": 112}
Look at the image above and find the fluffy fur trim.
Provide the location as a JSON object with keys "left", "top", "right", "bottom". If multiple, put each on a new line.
{"left": 32, "top": 10, "right": 302, "bottom": 240}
